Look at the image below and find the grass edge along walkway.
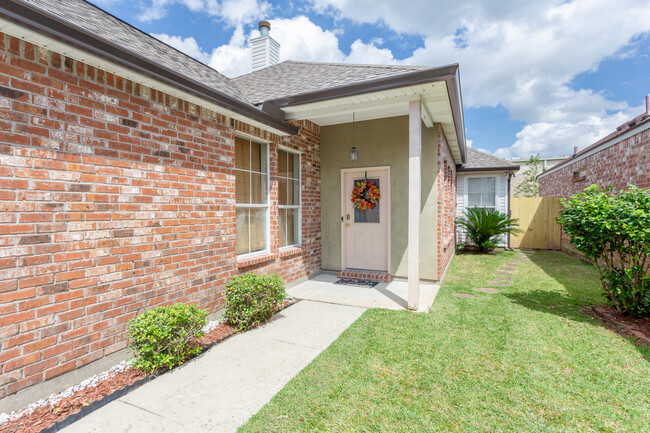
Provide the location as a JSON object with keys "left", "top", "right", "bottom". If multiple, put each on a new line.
{"left": 240, "top": 250, "right": 650, "bottom": 433}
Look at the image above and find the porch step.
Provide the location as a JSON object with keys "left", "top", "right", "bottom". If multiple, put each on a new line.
{"left": 337, "top": 269, "right": 392, "bottom": 283}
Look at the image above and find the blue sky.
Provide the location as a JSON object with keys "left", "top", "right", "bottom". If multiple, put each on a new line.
{"left": 91, "top": 0, "right": 650, "bottom": 159}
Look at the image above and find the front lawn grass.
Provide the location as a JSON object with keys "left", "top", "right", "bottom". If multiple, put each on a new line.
{"left": 240, "top": 251, "right": 650, "bottom": 432}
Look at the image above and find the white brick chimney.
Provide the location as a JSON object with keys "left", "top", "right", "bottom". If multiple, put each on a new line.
{"left": 251, "top": 21, "right": 279, "bottom": 72}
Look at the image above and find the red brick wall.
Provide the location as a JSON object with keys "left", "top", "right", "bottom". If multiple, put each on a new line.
{"left": 539, "top": 124, "right": 650, "bottom": 257}
{"left": 0, "top": 34, "right": 320, "bottom": 398}
{"left": 436, "top": 125, "right": 456, "bottom": 280}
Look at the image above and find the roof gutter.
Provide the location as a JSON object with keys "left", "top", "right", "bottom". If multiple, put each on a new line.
{"left": 0, "top": 1, "right": 299, "bottom": 135}
{"left": 265, "top": 64, "right": 467, "bottom": 163}
{"left": 457, "top": 165, "right": 520, "bottom": 173}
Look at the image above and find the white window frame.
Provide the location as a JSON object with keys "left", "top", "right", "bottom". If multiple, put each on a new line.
{"left": 465, "top": 175, "right": 498, "bottom": 212}
{"left": 235, "top": 136, "right": 270, "bottom": 258}
{"left": 277, "top": 145, "right": 301, "bottom": 249}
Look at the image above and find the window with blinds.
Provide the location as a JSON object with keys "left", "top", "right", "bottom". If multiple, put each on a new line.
{"left": 278, "top": 149, "right": 300, "bottom": 248}
{"left": 235, "top": 137, "right": 268, "bottom": 255}
{"left": 467, "top": 177, "right": 496, "bottom": 210}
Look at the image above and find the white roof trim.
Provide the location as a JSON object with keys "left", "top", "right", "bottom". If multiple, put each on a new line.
{"left": 539, "top": 120, "right": 650, "bottom": 179}
{"left": 282, "top": 81, "right": 462, "bottom": 162}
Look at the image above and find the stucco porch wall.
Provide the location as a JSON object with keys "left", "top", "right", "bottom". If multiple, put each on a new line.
{"left": 320, "top": 115, "right": 439, "bottom": 280}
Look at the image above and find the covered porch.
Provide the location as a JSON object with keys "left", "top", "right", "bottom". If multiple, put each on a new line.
{"left": 267, "top": 65, "right": 466, "bottom": 310}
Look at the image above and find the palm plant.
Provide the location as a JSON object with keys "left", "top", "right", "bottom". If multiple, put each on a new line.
{"left": 456, "top": 207, "right": 521, "bottom": 253}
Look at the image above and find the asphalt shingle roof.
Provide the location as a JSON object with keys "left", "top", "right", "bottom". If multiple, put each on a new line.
{"left": 19, "top": 0, "right": 252, "bottom": 105}
{"left": 462, "top": 147, "right": 518, "bottom": 170}
{"left": 232, "top": 60, "right": 431, "bottom": 104}
{"left": 12, "top": 1, "right": 451, "bottom": 125}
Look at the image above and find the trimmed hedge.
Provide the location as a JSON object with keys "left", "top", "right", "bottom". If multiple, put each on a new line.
{"left": 127, "top": 303, "right": 208, "bottom": 373}
{"left": 224, "top": 273, "right": 286, "bottom": 330}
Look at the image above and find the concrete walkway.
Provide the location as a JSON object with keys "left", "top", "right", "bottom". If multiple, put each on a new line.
{"left": 61, "top": 301, "right": 365, "bottom": 433}
{"left": 288, "top": 273, "right": 440, "bottom": 312}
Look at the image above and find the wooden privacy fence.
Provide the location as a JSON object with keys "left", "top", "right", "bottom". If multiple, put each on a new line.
{"left": 510, "top": 197, "right": 561, "bottom": 250}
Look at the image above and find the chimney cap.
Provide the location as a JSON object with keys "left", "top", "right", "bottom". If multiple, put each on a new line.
{"left": 258, "top": 21, "right": 271, "bottom": 30}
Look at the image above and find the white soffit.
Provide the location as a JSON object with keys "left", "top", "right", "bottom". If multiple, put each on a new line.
{"left": 0, "top": 17, "right": 292, "bottom": 136}
{"left": 282, "top": 81, "right": 461, "bottom": 161}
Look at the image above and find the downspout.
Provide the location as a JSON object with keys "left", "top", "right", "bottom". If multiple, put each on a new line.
{"left": 507, "top": 171, "right": 512, "bottom": 250}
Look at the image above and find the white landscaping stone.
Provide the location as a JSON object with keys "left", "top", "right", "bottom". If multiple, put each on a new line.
{"left": 59, "top": 301, "right": 365, "bottom": 433}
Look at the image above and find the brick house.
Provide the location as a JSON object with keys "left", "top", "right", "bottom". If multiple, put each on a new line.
{"left": 0, "top": 0, "right": 480, "bottom": 401}
{"left": 538, "top": 99, "right": 650, "bottom": 255}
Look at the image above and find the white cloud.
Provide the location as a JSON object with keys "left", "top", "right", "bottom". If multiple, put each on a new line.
{"left": 135, "top": 0, "right": 269, "bottom": 25}
{"left": 147, "top": 0, "right": 650, "bottom": 158}
{"left": 159, "top": 16, "right": 398, "bottom": 77}
{"left": 152, "top": 26, "right": 251, "bottom": 77}
{"left": 309, "top": 0, "right": 650, "bottom": 157}
{"left": 345, "top": 39, "right": 396, "bottom": 64}
{"left": 220, "top": 0, "right": 270, "bottom": 27}
{"left": 494, "top": 106, "right": 642, "bottom": 159}
{"left": 266, "top": 16, "right": 344, "bottom": 62}
{"left": 151, "top": 33, "right": 211, "bottom": 63}
{"left": 207, "top": 25, "right": 252, "bottom": 77}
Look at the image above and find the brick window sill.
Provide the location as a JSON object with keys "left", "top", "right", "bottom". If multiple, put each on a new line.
{"left": 236, "top": 253, "right": 275, "bottom": 269}
{"left": 279, "top": 246, "right": 303, "bottom": 258}
{"left": 572, "top": 176, "right": 586, "bottom": 182}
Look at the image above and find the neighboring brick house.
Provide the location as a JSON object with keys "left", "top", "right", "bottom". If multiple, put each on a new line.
{"left": 0, "top": 0, "right": 470, "bottom": 400}
{"left": 538, "top": 102, "right": 650, "bottom": 256}
{"left": 456, "top": 148, "right": 519, "bottom": 247}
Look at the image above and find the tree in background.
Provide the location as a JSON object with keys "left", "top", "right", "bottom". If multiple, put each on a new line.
{"left": 515, "top": 154, "right": 544, "bottom": 197}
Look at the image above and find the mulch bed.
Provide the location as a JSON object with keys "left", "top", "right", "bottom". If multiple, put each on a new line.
{"left": 1, "top": 299, "right": 297, "bottom": 433}
{"left": 584, "top": 305, "right": 650, "bottom": 346}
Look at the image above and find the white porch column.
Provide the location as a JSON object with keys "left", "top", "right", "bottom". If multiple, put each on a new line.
{"left": 408, "top": 100, "right": 421, "bottom": 310}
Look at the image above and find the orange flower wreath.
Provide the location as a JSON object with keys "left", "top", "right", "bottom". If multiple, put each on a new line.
{"left": 350, "top": 180, "right": 381, "bottom": 210}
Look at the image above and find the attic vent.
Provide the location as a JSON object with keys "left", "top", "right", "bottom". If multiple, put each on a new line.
{"left": 573, "top": 169, "right": 586, "bottom": 182}
{"left": 250, "top": 21, "right": 280, "bottom": 72}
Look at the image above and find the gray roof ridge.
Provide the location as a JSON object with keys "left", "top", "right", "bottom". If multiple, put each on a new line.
{"left": 280, "top": 59, "right": 430, "bottom": 69}
{"left": 468, "top": 147, "right": 516, "bottom": 166}
{"left": 232, "top": 60, "right": 430, "bottom": 82}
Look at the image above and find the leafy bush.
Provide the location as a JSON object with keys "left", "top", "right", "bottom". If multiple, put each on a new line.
{"left": 128, "top": 303, "right": 208, "bottom": 373}
{"left": 557, "top": 185, "right": 650, "bottom": 317}
{"left": 224, "top": 273, "right": 286, "bottom": 330}
{"left": 456, "top": 207, "right": 521, "bottom": 253}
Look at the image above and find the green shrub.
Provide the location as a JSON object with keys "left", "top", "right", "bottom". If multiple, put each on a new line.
{"left": 557, "top": 185, "right": 650, "bottom": 317}
{"left": 456, "top": 207, "right": 521, "bottom": 253}
{"left": 224, "top": 273, "right": 286, "bottom": 330}
{"left": 127, "top": 303, "right": 208, "bottom": 373}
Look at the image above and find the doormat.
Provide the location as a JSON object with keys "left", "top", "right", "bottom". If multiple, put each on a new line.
{"left": 334, "top": 279, "right": 379, "bottom": 288}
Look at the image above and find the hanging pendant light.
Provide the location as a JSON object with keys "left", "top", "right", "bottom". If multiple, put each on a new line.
{"left": 349, "top": 112, "right": 359, "bottom": 162}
